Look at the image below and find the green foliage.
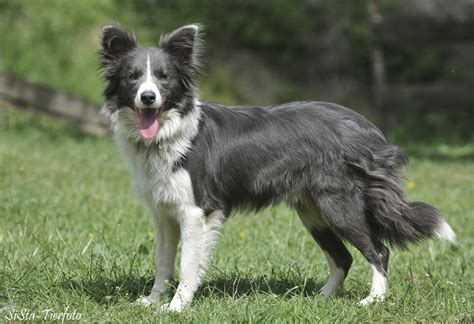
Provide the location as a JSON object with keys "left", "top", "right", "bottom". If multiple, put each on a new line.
{"left": 390, "top": 104, "right": 474, "bottom": 146}
{"left": 0, "top": 0, "right": 117, "bottom": 102}
{"left": 115, "top": 0, "right": 319, "bottom": 85}
{"left": 1, "top": 105, "right": 472, "bottom": 322}
{"left": 0, "top": 0, "right": 471, "bottom": 142}
{"left": 384, "top": 45, "right": 446, "bottom": 83}
{"left": 323, "top": 1, "right": 372, "bottom": 82}
{"left": 0, "top": 0, "right": 359, "bottom": 101}
{"left": 199, "top": 70, "right": 240, "bottom": 106}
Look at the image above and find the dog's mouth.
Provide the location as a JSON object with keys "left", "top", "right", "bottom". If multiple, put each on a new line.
{"left": 134, "top": 107, "right": 162, "bottom": 140}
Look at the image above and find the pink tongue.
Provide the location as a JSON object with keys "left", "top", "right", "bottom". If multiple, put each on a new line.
{"left": 138, "top": 109, "right": 160, "bottom": 140}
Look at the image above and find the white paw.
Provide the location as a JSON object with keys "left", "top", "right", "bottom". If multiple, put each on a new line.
{"left": 160, "top": 300, "right": 185, "bottom": 312}
{"left": 160, "top": 302, "right": 185, "bottom": 312}
{"left": 134, "top": 295, "right": 158, "bottom": 307}
{"left": 159, "top": 302, "right": 171, "bottom": 312}
{"left": 168, "top": 301, "right": 185, "bottom": 312}
{"left": 359, "top": 294, "right": 385, "bottom": 306}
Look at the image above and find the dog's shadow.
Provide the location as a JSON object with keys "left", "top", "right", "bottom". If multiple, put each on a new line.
{"left": 197, "top": 275, "right": 323, "bottom": 300}
{"left": 64, "top": 273, "right": 356, "bottom": 305}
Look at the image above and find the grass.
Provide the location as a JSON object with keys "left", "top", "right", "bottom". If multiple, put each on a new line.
{"left": 0, "top": 105, "right": 472, "bottom": 322}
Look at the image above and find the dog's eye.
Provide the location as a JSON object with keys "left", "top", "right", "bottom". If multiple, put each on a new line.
{"left": 159, "top": 72, "right": 168, "bottom": 80}
{"left": 129, "top": 72, "right": 138, "bottom": 81}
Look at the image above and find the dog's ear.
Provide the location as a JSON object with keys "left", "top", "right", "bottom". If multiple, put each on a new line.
{"left": 99, "top": 25, "right": 137, "bottom": 104}
{"left": 99, "top": 24, "right": 137, "bottom": 66}
{"left": 160, "top": 24, "right": 202, "bottom": 74}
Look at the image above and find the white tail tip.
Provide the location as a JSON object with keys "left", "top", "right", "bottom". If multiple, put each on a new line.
{"left": 435, "top": 220, "right": 456, "bottom": 243}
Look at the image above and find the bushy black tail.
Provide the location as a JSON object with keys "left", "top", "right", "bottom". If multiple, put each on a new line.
{"left": 349, "top": 144, "right": 456, "bottom": 248}
{"left": 396, "top": 201, "right": 455, "bottom": 246}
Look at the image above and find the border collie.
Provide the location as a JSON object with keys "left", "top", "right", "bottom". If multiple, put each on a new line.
{"left": 99, "top": 24, "right": 456, "bottom": 312}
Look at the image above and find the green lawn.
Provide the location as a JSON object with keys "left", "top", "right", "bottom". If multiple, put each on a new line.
{"left": 1, "top": 105, "right": 472, "bottom": 322}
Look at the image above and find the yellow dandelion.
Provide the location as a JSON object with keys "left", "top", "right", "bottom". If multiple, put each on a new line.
{"left": 88, "top": 232, "right": 96, "bottom": 239}
{"left": 407, "top": 181, "right": 417, "bottom": 189}
{"left": 239, "top": 231, "right": 247, "bottom": 239}
{"left": 147, "top": 230, "right": 154, "bottom": 239}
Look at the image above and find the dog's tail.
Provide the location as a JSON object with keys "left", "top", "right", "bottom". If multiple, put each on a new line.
{"left": 402, "top": 201, "right": 456, "bottom": 243}
{"left": 348, "top": 144, "right": 456, "bottom": 248}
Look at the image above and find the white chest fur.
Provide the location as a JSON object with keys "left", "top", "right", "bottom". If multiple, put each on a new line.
{"left": 110, "top": 105, "right": 201, "bottom": 218}
{"left": 120, "top": 140, "right": 194, "bottom": 208}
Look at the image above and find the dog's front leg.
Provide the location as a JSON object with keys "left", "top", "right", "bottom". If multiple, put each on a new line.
{"left": 136, "top": 214, "right": 179, "bottom": 306}
{"left": 165, "top": 206, "right": 206, "bottom": 312}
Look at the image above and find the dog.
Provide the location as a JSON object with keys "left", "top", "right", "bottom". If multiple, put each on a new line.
{"left": 98, "top": 24, "right": 456, "bottom": 312}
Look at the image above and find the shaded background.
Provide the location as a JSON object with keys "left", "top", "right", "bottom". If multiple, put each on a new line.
{"left": 0, "top": 0, "right": 473, "bottom": 150}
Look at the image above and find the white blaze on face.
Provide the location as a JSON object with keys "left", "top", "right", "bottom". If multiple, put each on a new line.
{"left": 134, "top": 54, "right": 162, "bottom": 109}
{"left": 133, "top": 54, "right": 163, "bottom": 141}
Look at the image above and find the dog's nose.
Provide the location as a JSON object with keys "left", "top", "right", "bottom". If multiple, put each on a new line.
{"left": 140, "top": 91, "right": 156, "bottom": 105}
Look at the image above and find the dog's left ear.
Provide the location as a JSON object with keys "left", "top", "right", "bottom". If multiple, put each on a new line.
{"left": 160, "top": 24, "right": 202, "bottom": 74}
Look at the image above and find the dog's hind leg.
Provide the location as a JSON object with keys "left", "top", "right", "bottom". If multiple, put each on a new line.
{"left": 315, "top": 192, "right": 390, "bottom": 305}
{"left": 357, "top": 242, "right": 389, "bottom": 306}
{"left": 312, "top": 228, "right": 354, "bottom": 297}
{"left": 296, "top": 199, "right": 353, "bottom": 298}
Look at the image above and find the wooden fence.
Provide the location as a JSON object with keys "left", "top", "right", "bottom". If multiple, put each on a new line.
{"left": 369, "top": 0, "right": 474, "bottom": 134}
{"left": 0, "top": 72, "right": 108, "bottom": 135}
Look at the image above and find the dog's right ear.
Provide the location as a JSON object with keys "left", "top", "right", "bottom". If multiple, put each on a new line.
{"left": 99, "top": 25, "right": 137, "bottom": 65}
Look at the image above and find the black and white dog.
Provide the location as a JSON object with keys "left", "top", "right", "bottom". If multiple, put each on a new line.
{"left": 99, "top": 24, "right": 455, "bottom": 311}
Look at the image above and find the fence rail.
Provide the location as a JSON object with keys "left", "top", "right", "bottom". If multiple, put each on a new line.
{"left": 369, "top": 0, "right": 474, "bottom": 134}
{"left": 0, "top": 72, "right": 108, "bottom": 135}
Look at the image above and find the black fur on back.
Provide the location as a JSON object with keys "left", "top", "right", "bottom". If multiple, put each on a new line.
{"left": 180, "top": 101, "right": 445, "bottom": 248}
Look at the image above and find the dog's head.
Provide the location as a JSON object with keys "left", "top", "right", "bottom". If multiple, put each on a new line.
{"left": 99, "top": 24, "right": 202, "bottom": 142}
